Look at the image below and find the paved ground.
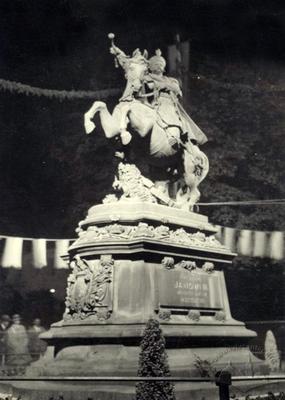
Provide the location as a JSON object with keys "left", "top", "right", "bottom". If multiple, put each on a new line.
{"left": 0, "top": 378, "right": 284, "bottom": 400}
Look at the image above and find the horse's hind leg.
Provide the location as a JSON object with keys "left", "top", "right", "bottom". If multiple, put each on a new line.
{"left": 176, "top": 182, "right": 200, "bottom": 211}
{"left": 187, "top": 186, "right": 201, "bottom": 210}
{"left": 178, "top": 149, "right": 200, "bottom": 210}
{"left": 180, "top": 142, "right": 209, "bottom": 210}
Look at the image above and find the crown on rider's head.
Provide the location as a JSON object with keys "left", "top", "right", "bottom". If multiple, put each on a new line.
{"left": 148, "top": 49, "right": 166, "bottom": 72}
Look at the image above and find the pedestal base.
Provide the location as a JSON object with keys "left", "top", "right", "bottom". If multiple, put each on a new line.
{"left": 27, "top": 203, "right": 268, "bottom": 381}
{"left": 27, "top": 341, "right": 268, "bottom": 378}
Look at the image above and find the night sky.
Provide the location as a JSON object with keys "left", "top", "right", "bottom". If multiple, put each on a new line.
{"left": 0, "top": 0, "right": 284, "bottom": 237}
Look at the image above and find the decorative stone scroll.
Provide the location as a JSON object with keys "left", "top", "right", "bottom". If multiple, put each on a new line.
{"left": 75, "top": 222, "right": 224, "bottom": 251}
{"left": 162, "top": 257, "right": 175, "bottom": 269}
{"left": 176, "top": 260, "right": 197, "bottom": 271}
{"left": 158, "top": 309, "right": 171, "bottom": 321}
{"left": 215, "top": 311, "right": 226, "bottom": 322}
{"left": 202, "top": 262, "right": 215, "bottom": 273}
{"left": 162, "top": 258, "right": 197, "bottom": 270}
{"left": 64, "top": 255, "right": 113, "bottom": 321}
{"left": 188, "top": 310, "right": 201, "bottom": 321}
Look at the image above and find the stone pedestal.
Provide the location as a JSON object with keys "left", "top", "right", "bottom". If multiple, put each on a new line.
{"left": 27, "top": 202, "right": 268, "bottom": 379}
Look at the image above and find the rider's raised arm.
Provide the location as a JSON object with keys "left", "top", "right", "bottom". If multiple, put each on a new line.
{"left": 110, "top": 44, "right": 129, "bottom": 70}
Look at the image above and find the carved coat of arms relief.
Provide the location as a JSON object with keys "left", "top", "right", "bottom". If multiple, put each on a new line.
{"left": 64, "top": 254, "right": 113, "bottom": 321}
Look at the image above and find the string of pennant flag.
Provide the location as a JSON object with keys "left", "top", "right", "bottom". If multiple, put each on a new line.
{"left": 0, "top": 236, "right": 72, "bottom": 270}
{"left": 214, "top": 226, "right": 284, "bottom": 260}
{"left": 0, "top": 225, "right": 283, "bottom": 270}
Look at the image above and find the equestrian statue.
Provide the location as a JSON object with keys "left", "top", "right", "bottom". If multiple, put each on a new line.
{"left": 84, "top": 33, "right": 209, "bottom": 210}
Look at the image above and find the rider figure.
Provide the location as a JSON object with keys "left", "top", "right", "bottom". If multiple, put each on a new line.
{"left": 145, "top": 49, "right": 182, "bottom": 100}
{"left": 144, "top": 49, "right": 207, "bottom": 148}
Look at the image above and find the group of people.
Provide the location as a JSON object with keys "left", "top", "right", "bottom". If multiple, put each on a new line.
{"left": 0, "top": 314, "right": 47, "bottom": 367}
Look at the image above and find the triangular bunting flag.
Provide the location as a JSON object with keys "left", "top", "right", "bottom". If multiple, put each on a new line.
{"left": 54, "top": 240, "right": 70, "bottom": 269}
{"left": 237, "top": 229, "right": 253, "bottom": 257}
{"left": 269, "top": 231, "right": 284, "bottom": 261}
{"left": 252, "top": 231, "right": 268, "bottom": 258}
{"left": 32, "top": 239, "right": 47, "bottom": 269}
{"left": 223, "top": 227, "right": 236, "bottom": 252}
{"left": 1, "top": 237, "right": 23, "bottom": 269}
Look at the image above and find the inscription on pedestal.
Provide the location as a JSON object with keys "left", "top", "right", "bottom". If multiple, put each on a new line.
{"left": 156, "top": 267, "right": 223, "bottom": 310}
{"left": 174, "top": 272, "right": 210, "bottom": 307}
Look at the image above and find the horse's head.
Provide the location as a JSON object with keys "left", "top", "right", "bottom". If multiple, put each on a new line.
{"left": 124, "top": 49, "right": 148, "bottom": 92}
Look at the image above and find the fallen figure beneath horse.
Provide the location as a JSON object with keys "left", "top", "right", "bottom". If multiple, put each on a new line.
{"left": 84, "top": 33, "right": 209, "bottom": 210}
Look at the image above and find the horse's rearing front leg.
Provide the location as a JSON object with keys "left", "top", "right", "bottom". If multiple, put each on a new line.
{"left": 84, "top": 101, "right": 120, "bottom": 139}
{"left": 84, "top": 101, "right": 100, "bottom": 134}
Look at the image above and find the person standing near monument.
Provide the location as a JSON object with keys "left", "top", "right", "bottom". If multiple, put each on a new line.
{"left": 28, "top": 318, "right": 47, "bottom": 361}
{"left": 5, "top": 314, "right": 31, "bottom": 366}
{"left": 0, "top": 315, "right": 10, "bottom": 365}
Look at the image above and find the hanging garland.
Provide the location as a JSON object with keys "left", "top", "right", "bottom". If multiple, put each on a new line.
{"left": 0, "top": 78, "right": 121, "bottom": 100}
{"left": 0, "top": 71, "right": 283, "bottom": 101}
